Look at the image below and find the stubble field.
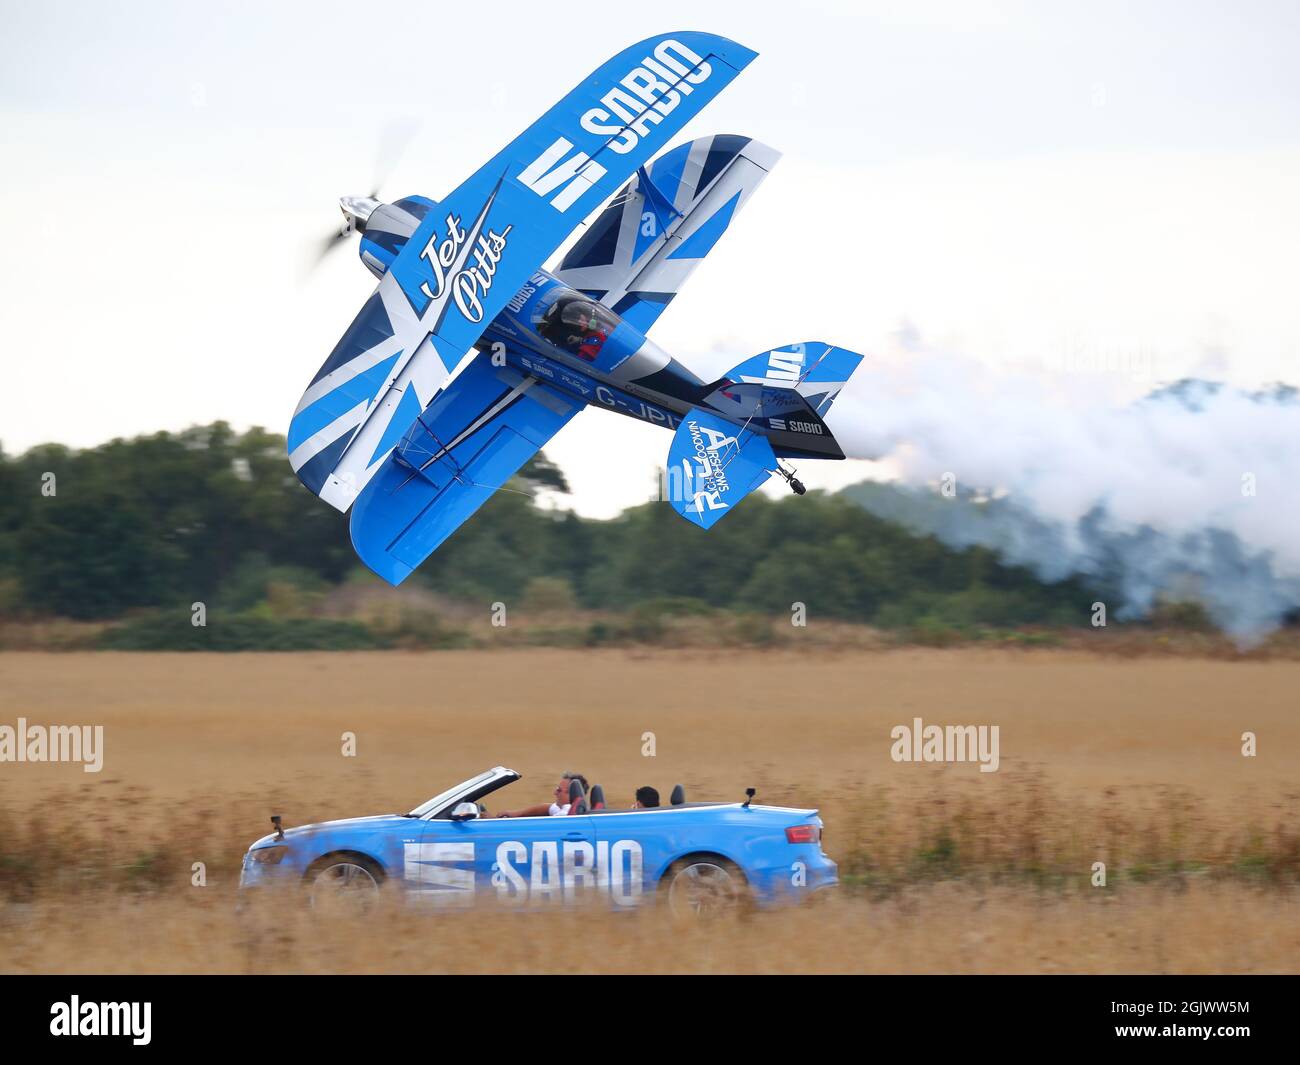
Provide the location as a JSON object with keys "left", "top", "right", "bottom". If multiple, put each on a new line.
{"left": 0, "top": 649, "right": 1296, "bottom": 973}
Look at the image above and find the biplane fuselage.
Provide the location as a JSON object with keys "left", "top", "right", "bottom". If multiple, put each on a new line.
{"left": 477, "top": 268, "right": 705, "bottom": 434}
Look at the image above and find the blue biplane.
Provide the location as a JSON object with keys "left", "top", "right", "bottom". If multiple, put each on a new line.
{"left": 289, "top": 32, "right": 863, "bottom": 585}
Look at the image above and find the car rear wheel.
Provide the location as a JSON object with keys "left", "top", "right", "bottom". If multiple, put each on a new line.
{"left": 305, "top": 855, "right": 383, "bottom": 913}
{"left": 663, "top": 857, "right": 747, "bottom": 918}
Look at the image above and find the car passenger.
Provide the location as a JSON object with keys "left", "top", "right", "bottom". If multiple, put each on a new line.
{"left": 632, "top": 786, "right": 660, "bottom": 809}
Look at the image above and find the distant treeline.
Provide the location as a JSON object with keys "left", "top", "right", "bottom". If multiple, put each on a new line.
{"left": 0, "top": 423, "right": 1106, "bottom": 638}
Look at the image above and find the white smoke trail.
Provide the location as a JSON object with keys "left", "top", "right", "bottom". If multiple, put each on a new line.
{"left": 831, "top": 350, "right": 1300, "bottom": 642}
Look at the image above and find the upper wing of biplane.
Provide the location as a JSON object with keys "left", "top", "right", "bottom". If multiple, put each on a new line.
{"left": 290, "top": 32, "right": 758, "bottom": 512}
{"left": 348, "top": 349, "right": 585, "bottom": 585}
{"left": 550, "top": 134, "right": 779, "bottom": 332}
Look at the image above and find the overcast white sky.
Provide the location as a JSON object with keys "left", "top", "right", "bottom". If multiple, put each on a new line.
{"left": 2, "top": 0, "right": 1297, "bottom": 515}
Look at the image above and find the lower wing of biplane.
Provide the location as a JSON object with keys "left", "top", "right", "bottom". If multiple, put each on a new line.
{"left": 349, "top": 352, "right": 585, "bottom": 585}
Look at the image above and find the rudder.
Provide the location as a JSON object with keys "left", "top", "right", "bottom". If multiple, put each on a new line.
{"left": 665, "top": 408, "right": 775, "bottom": 529}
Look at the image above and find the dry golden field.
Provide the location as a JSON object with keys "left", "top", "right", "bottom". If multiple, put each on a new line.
{"left": 0, "top": 649, "right": 1297, "bottom": 974}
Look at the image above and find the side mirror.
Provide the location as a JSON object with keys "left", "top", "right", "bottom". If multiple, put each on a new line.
{"left": 450, "top": 802, "right": 480, "bottom": 822}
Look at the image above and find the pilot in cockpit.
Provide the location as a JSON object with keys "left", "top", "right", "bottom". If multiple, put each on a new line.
{"left": 542, "top": 298, "right": 610, "bottom": 362}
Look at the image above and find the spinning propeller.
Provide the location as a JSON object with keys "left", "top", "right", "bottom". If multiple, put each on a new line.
{"left": 303, "top": 119, "right": 420, "bottom": 275}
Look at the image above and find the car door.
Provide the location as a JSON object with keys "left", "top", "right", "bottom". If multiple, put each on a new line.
{"left": 409, "top": 813, "right": 597, "bottom": 909}
{"left": 402, "top": 816, "right": 479, "bottom": 909}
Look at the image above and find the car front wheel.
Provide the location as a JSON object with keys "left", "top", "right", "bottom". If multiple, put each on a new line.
{"left": 305, "top": 856, "right": 383, "bottom": 913}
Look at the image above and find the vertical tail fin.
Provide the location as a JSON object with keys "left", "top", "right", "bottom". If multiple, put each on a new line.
{"left": 665, "top": 408, "right": 776, "bottom": 529}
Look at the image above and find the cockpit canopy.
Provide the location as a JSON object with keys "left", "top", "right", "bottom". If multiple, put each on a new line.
{"left": 536, "top": 291, "right": 621, "bottom": 359}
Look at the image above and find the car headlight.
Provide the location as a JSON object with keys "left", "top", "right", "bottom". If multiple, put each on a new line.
{"left": 249, "top": 846, "right": 288, "bottom": 865}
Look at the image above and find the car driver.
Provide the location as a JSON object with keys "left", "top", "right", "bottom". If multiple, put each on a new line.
{"left": 495, "top": 771, "right": 589, "bottom": 817}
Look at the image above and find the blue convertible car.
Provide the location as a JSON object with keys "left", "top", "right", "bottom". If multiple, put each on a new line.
{"left": 240, "top": 767, "right": 837, "bottom": 915}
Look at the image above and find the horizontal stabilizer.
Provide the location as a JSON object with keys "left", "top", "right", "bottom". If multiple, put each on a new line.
{"left": 665, "top": 408, "right": 775, "bottom": 530}
{"left": 714, "top": 341, "right": 863, "bottom": 417}
{"left": 702, "top": 341, "right": 864, "bottom": 460}
{"left": 350, "top": 352, "right": 584, "bottom": 585}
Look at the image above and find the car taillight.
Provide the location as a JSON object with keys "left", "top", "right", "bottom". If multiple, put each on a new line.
{"left": 785, "top": 824, "right": 821, "bottom": 844}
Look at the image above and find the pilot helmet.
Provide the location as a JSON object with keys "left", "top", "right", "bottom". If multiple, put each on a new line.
{"left": 560, "top": 300, "right": 596, "bottom": 328}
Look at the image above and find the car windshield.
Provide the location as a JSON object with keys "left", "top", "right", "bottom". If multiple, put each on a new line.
{"left": 407, "top": 769, "right": 499, "bottom": 818}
